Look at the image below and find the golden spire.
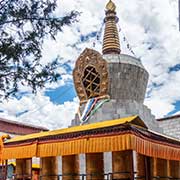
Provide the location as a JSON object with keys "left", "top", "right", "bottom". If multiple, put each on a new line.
{"left": 102, "top": 0, "right": 121, "bottom": 55}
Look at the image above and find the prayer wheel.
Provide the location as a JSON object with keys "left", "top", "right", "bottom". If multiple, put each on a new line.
{"left": 136, "top": 153, "right": 146, "bottom": 180}
{"left": 169, "top": 160, "right": 180, "bottom": 178}
{"left": 62, "top": 155, "right": 79, "bottom": 180}
{"left": 86, "top": 153, "right": 104, "bottom": 180}
{"left": 40, "top": 156, "right": 57, "bottom": 180}
{"left": 16, "top": 159, "right": 32, "bottom": 180}
{"left": 151, "top": 158, "right": 169, "bottom": 180}
{"left": 112, "top": 150, "right": 133, "bottom": 179}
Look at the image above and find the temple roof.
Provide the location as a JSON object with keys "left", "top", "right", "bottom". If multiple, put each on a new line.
{"left": 156, "top": 114, "right": 180, "bottom": 121}
{"left": 2, "top": 116, "right": 180, "bottom": 161}
{"left": 4, "top": 115, "right": 145, "bottom": 143}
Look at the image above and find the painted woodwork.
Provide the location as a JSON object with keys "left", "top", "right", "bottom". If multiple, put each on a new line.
{"left": 169, "top": 160, "right": 180, "bottom": 178}
{"left": 151, "top": 158, "right": 169, "bottom": 179}
{"left": 62, "top": 155, "right": 79, "bottom": 180}
{"left": 16, "top": 159, "right": 32, "bottom": 180}
{"left": 136, "top": 153, "right": 146, "bottom": 180}
{"left": 86, "top": 153, "right": 104, "bottom": 180}
{"left": 40, "top": 157, "right": 57, "bottom": 180}
{"left": 112, "top": 150, "right": 133, "bottom": 179}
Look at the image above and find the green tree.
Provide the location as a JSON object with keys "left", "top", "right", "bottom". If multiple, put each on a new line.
{"left": 0, "top": 0, "right": 79, "bottom": 99}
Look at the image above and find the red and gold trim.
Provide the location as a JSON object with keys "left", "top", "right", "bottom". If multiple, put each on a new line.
{"left": 2, "top": 122, "right": 180, "bottom": 161}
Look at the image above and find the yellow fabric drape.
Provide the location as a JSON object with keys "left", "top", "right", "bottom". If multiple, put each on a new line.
{"left": 2, "top": 133, "right": 180, "bottom": 161}
{"left": 36, "top": 134, "right": 132, "bottom": 157}
{"left": 131, "top": 135, "right": 180, "bottom": 161}
{"left": 3, "top": 143, "right": 37, "bottom": 159}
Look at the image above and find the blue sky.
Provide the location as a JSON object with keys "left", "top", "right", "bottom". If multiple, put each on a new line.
{"left": 168, "top": 101, "right": 180, "bottom": 115}
{"left": 0, "top": 0, "right": 180, "bottom": 129}
{"left": 45, "top": 84, "right": 76, "bottom": 105}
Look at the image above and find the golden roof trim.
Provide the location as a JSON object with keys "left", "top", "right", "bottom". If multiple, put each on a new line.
{"left": 5, "top": 116, "right": 144, "bottom": 143}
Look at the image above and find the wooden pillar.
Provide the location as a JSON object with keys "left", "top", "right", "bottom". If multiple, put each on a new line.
{"left": 62, "top": 155, "right": 79, "bottom": 180}
{"left": 136, "top": 153, "right": 146, "bottom": 180}
{"left": 167, "top": 160, "right": 170, "bottom": 178}
{"left": 16, "top": 159, "right": 32, "bottom": 180}
{"left": 40, "top": 157, "right": 57, "bottom": 180}
{"left": 150, "top": 157, "right": 157, "bottom": 178}
{"left": 156, "top": 158, "right": 168, "bottom": 179}
{"left": 86, "top": 153, "right": 104, "bottom": 180}
{"left": 169, "top": 160, "right": 180, "bottom": 178}
{"left": 150, "top": 158, "right": 169, "bottom": 180}
{"left": 112, "top": 150, "right": 134, "bottom": 180}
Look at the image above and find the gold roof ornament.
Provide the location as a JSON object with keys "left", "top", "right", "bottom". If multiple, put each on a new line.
{"left": 106, "top": 0, "right": 116, "bottom": 12}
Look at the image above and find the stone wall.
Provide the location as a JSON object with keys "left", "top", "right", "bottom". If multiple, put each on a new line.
{"left": 104, "top": 54, "right": 149, "bottom": 104}
{"left": 108, "top": 62, "right": 148, "bottom": 103}
{"left": 72, "top": 99, "right": 162, "bottom": 133}
{"left": 156, "top": 115, "right": 180, "bottom": 139}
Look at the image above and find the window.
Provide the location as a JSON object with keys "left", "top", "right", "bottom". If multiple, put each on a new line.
{"left": 82, "top": 66, "right": 101, "bottom": 98}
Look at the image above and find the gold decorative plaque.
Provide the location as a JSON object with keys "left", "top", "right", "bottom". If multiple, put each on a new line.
{"left": 73, "top": 48, "right": 109, "bottom": 102}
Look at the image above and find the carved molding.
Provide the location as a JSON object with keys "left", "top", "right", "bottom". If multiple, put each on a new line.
{"left": 73, "top": 48, "right": 109, "bottom": 102}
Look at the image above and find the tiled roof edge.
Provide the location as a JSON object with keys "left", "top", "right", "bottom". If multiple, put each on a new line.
{"left": 156, "top": 114, "right": 180, "bottom": 121}
{"left": 0, "top": 117, "right": 48, "bottom": 131}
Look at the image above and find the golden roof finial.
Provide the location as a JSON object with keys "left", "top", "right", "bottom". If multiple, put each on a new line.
{"left": 106, "top": 0, "right": 116, "bottom": 12}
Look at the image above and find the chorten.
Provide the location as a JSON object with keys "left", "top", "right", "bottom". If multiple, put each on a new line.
{"left": 72, "top": 0, "right": 161, "bottom": 132}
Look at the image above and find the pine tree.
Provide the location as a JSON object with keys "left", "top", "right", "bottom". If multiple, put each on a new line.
{"left": 0, "top": 0, "right": 79, "bottom": 99}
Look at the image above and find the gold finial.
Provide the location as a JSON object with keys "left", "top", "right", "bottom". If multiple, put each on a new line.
{"left": 106, "top": 0, "right": 116, "bottom": 12}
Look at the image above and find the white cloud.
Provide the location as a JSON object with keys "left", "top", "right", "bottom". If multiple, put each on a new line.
{"left": 145, "top": 71, "right": 180, "bottom": 117}
{"left": 0, "top": 93, "right": 79, "bottom": 129}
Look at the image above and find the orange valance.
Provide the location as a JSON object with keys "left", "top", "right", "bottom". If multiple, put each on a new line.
{"left": 2, "top": 133, "right": 180, "bottom": 161}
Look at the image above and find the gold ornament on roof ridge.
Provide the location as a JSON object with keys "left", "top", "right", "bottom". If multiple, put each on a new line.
{"left": 106, "top": 0, "right": 116, "bottom": 12}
